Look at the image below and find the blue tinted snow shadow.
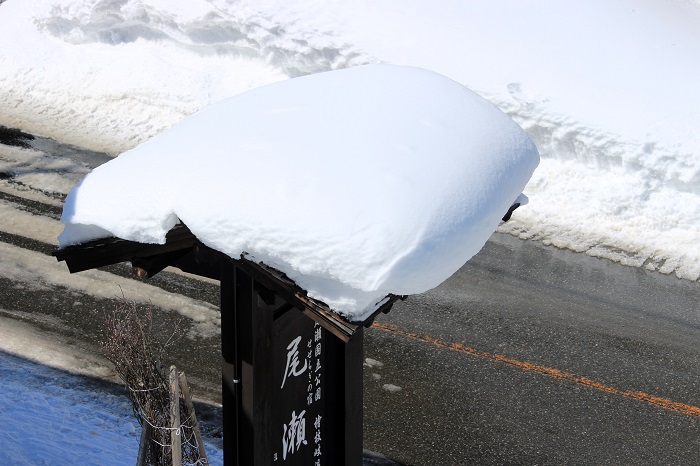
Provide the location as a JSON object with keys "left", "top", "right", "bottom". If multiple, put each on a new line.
{"left": 0, "top": 351, "right": 222, "bottom": 465}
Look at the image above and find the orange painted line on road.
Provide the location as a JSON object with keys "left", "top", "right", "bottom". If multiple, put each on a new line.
{"left": 371, "top": 322, "right": 700, "bottom": 418}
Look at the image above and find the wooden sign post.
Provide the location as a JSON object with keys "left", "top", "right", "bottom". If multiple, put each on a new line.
{"left": 221, "top": 261, "right": 365, "bottom": 465}
{"left": 54, "top": 223, "right": 400, "bottom": 465}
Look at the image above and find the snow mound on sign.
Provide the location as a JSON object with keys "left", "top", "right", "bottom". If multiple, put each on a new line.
{"left": 58, "top": 65, "right": 539, "bottom": 319}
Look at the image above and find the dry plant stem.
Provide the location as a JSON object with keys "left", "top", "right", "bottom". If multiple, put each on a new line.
{"left": 100, "top": 294, "right": 207, "bottom": 465}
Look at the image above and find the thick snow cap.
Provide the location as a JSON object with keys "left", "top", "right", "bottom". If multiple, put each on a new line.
{"left": 59, "top": 64, "right": 539, "bottom": 319}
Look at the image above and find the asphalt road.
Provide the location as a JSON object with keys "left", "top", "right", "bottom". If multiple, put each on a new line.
{"left": 363, "top": 233, "right": 700, "bottom": 465}
{"left": 1, "top": 134, "right": 699, "bottom": 465}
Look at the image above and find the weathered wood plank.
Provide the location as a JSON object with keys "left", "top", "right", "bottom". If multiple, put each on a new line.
{"left": 53, "top": 222, "right": 398, "bottom": 340}
{"left": 169, "top": 366, "right": 182, "bottom": 466}
{"left": 136, "top": 421, "right": 152, "bottom": 466}
{"left": 178, "top": 372, "right": 209, "bottom": 466}
{"left": 52, "top": 223, "right": 198, "bottom": 273}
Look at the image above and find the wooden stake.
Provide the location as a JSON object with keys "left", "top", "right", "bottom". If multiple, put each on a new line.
{"left": 179, "top": 372, "right": 209, "bottom": 465}
{"left": 136, "top": 421, "right": 152, "bottom": 466}
{"left": 169, "top": 366, "right": 182, "bottom": 466}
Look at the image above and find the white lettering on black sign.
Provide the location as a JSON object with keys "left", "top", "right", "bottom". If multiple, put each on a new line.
{"left": 281, "top": 336, "right": 307, "bottom": 389}
{"left": 277, "top": 319, "right": 325, "bottom": 464}
{"left": 282, "top": 409, "right": 307, "bottom": 460}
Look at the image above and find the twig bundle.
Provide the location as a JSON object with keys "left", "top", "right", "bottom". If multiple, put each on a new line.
{"left": 100, "top": 295, "right": 207, "bottom": 465}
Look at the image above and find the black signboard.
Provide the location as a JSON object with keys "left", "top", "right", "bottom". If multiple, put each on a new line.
{"left": 222, "top": 261, "right": 363, "bottom": 465}
{"left": 272, "top": 309, "right": 325, "bottom": 464}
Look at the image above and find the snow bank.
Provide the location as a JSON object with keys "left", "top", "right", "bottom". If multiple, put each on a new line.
{"left": 0, "top": 351, "right": 139, "bottom": 465}
{"left": 0, "top": 351, "right": 225, "bottom": 465}
{"left": 0, "top": 0, "right": 287, "bottom": 154}
{"left": 58, "top": 65, "right": 539, "bottom": 319}
{"left": 2, "top": 0, "right": 698, "bottom": 281}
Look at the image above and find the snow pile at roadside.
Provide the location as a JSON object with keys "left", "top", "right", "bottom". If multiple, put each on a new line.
{"left": 0, "top": 351, "right": 139, "bottom": 465}
{"left": 0, "top": 0, "right": 698, "bottom": 281}
{"left": 58, "top": 65, "right": 539, "bottom": 319}
{"left": 0, "top": 0, "right": 287, "bottom": 154}
{"left": 0, "top": 351, "right": 224, "bottom": 465}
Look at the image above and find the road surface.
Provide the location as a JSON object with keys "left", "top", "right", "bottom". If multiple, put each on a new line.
{"left": 364, "top": 233, "right": 700, "bottom": 465}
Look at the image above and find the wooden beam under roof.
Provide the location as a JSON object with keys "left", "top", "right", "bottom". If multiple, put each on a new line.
{"left": 52, "top": 223, "right": 199, "bottom": 274}
{"left": 53, "top": 223, "right": 399, "bottom": 341}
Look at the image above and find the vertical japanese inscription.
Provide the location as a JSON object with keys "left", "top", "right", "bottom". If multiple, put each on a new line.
{"left": 281, "top": 336, "right": 307, "bottom": 389}
{"left": 282, "top": 410, "right": 307, "bottom": 460}
{"left": 274, "top": 312, "right": 325, "bottom": 464}
{"left": 311, "top": 323, "right": 323, "bottom": 463}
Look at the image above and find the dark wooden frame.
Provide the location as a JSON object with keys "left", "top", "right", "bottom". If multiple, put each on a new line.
{"left": 53, "top": 223, "right": 401, "bottom": 465}
{"left": 53, "top": 223, "right": 400, "bottom": 341}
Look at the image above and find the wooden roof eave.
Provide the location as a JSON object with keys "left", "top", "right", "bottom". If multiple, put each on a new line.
{"left": 52, "top": 223, "right": 199, "bottom": 274}
{"left": 52, "top": 223, "right": 398, "bottom": 342}
{"left": 234, "top": 257, "right": 403, "bottom": 341}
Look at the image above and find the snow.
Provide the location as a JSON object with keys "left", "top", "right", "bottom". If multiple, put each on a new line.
{"left": 1, "top": 0, "right": 698, "bottom": 284}
{"left": 0, "top": 350, "right": 139, "bottom": 465}
{"left": 0, "top": 143, "right": 91, "bottom": 197}
{"left": 0, "top": 350, "right": 223, "bottom": 465}
{"left": 57, "top": 64, "right": 539, "bottom": 318}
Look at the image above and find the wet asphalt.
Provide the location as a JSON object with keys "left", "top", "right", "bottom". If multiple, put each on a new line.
{"left": 363, "top": 233, "right": 700, "bottom": 465}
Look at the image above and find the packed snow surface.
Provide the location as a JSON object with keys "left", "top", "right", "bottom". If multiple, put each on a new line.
{"left": 58, "top": 65, "right": 539, "bottom": 318}
{"left": 1, "top": 0, "right": 699, "bottom": 281}
{"left": 0, "top": 351, "right": 224, "bottom": 465}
